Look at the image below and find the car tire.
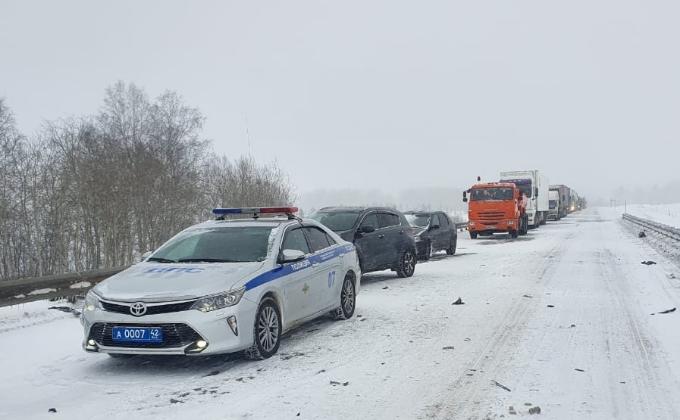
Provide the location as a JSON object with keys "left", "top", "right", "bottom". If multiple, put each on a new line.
{"left": 244, "top": 297, "right": 282, "bottom": 360}
{"left": 446, "top": 237, "right": 457, "bottom": 255}
{"left": 422, "top": 241, "right": 432, "bottom": 261}
{"left": 334, "top": 274, "right": 356, "bottom": 320}
{"left": 396, "top": 249, "right": 416, "bottom": 278}
{"left": 470, "top": 232, "right": 478, "bottom": 239}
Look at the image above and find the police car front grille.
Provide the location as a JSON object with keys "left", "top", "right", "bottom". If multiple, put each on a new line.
{"left": 89, "top": 323, "right": 202, "bottom": 348}
{"left": 101, "top": 300, "right": 196, "bottom": 316}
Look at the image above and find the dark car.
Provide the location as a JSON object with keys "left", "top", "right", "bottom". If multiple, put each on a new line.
{"left": 404, "top": 211, "right": 457, "bottom": 260}
{"left": 310, "top": 207, "right": 417, "bottom": 278}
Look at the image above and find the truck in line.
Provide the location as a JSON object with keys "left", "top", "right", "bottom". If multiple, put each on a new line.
{"left": 548, "top": 189, "right": 560, "bottom": 220}
{"left": 499, "top": 170, "right": 549, "bottom": 229}
{"left": 549, "top": 184, "right": 571, "bottom": 219}
{"left": 463, "top": 182, "right": 528, "bottom": 239}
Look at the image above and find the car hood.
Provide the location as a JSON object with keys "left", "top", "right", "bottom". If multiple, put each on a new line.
{"left": 93, "top": 261, "right": 267, "bottom": 302}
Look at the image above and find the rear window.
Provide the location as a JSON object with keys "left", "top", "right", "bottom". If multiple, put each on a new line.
{"left": 310, "top": 211, "right": 361, "bottom": 232}
{"left": 405, "top": 214, "right": 430, "bottom": 228}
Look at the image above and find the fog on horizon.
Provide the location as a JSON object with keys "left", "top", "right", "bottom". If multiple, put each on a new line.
{"left": 1, "top": 0, "right": 679, "bottom": 207}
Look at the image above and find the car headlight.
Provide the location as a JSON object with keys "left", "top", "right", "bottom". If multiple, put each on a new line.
{"left": 84, "top": 290, "right": 102, "bottom": 312}
{"left": 191, "top": 287, "right": 246, "bottom": 312}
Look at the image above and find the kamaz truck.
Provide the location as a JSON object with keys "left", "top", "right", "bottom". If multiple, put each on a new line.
{"left": 499, "top": 170, "right": 549, "bottom": 228}
{"left": 463, "top": 182, "right": 528, "bottom": 239}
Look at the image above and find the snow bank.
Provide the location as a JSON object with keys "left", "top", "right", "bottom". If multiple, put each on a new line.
{"left": 622, "top": 203, "right": 680, "bottom": 228}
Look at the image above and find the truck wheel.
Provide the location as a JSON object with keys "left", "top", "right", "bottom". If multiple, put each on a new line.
{"left": 470, "top": 232, "right": 478, "bottom": 239}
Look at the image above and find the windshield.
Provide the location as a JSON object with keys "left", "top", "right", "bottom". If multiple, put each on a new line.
{"left": 502, "top": 179, "right": 532, "bottom": 198}
{"left": 150, "top": 226, "right": 274, "bottom": 263}
{"left": 310, "top": 211, "right": 361, "bottom": 232}
{"left": 405, "top": 214, "right": 430, "bottom": 228}
{"left": 470, "top": 188, "right": 514, "bottom": 201}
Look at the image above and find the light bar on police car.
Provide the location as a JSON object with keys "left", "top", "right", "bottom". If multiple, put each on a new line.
{"left": 212, "top": 207, "right": 299, "bottom": 216}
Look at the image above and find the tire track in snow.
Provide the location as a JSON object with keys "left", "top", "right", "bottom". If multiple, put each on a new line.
{"left": 426, "top": 228, "right": 571, "bottom": 419}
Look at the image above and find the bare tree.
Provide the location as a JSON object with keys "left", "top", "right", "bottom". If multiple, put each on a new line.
{"left": 0, "top": 85, "right": 295, "bottom": 281}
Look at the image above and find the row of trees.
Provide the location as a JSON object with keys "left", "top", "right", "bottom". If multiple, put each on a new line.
{"left": 0, "top": 82, "right": 294, "bottom": 280}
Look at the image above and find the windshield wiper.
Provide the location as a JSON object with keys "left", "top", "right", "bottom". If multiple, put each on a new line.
{"left": 177, "top": 258, "right": 237, "bottom": 263}
{"left": 147, "top": 257, "right": 176, "bottom": 263}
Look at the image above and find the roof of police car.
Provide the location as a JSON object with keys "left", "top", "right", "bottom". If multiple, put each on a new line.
{"left": 189, "top": 217, "right": 304, "bottom": 229}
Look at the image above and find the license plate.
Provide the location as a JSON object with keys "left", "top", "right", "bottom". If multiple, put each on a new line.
{"left": 112, "top": 326, "right": 163, "bottom": 343}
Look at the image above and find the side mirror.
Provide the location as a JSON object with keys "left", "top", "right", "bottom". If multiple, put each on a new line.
{"left": 279, "top": 249, "right": 306, "bottom": 264}
{"left": 462, "top": 191, "right": 468, "bottom": 203}
{"left": 534, "top": 187, "right": 539, "bottom": 197}
{"left": 359, "top": 225, "right": 376, "bottom": 234}
{"left": 138, "top": 251, "right": 153, "bottom": 263}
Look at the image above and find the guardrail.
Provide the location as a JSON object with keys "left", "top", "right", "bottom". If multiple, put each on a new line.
{"left": 622, "top": 213, "right": 680, "bottom": 241}
{"left": 1, "top": 223, "right": 470, "bottom": 308}
{"left": 0, "top": 267, "right": 126, "bottom": 307}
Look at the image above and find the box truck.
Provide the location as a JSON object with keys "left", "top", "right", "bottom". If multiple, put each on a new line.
{"left": 499, "top": 170, "right": 549, "bottom": 228}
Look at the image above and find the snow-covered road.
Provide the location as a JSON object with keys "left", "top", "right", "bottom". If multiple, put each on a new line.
{"left": 2, "top": 208, "right": 680, "bottom": 420}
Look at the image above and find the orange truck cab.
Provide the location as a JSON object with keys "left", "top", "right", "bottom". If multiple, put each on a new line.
{"left": 463, "top": 182, "right": 528, "bottom": 239}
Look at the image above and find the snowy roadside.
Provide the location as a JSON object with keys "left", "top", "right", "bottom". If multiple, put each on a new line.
{"left": 619, "top": 203, "right": 680, "bottom": 229}
{"left": 0, "top": 299, "right": 80, "bottom": 335}
{"left": 1, "top": 208, "right": 679, "bottom": 420}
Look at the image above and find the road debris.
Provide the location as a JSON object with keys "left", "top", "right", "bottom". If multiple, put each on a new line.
{"left": 528, "top": 406, "right": 542, "bottom": 415}
{"left": 641, "top": 260, "right": 657, "bottom": 265}
{"left": 452, "top": 297, "right": 465, "bottom": 305}
{"left": 575, "top": 368, "right": 585, "bottom": 372}
{"left": 658, "top": 307, "right": 676, "bottom": 314}
{"left": 48, "top": 408, "right": 57, "bottom": 413}
{"left": 330, "top": 381, "right": 349, "bottom": 387}
{"left": 442, "top": 346, "right": 455, "bottom": 350}
{"left": 638, "top": 231, "right": 646, "bottom": 238}
{"left": 492, "top": 380, "right": 511, "bottom": 392}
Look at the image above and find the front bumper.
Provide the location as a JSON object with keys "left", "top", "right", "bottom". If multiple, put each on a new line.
{"left": 468, "top": 220, "right": 517, "bottom": 234}
{"left": 81, "top": 299, "right": 258, "bottom": 356}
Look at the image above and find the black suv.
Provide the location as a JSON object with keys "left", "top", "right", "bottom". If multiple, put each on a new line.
{"left": 310, "top": 207, "right": 417, "bottom": 277}
{"left": 404, "top": 211, "right": 457, "bottom": 260}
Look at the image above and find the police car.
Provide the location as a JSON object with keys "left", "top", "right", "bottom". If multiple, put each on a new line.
{"left": 81, "top": 207, "right": 361, "bottom": 359}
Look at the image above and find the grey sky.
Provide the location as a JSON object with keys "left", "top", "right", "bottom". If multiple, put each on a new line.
{"left": 1, "top": 0, "right": 679, "bottom": 204}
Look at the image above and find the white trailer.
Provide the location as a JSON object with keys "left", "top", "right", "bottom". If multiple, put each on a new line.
{"left": 499, "top": 170, "right": 550, "bottom": 228}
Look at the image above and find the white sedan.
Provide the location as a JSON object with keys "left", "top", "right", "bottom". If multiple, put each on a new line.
{"left": 81, "top": 207, "right": 361, "bottom": 359}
